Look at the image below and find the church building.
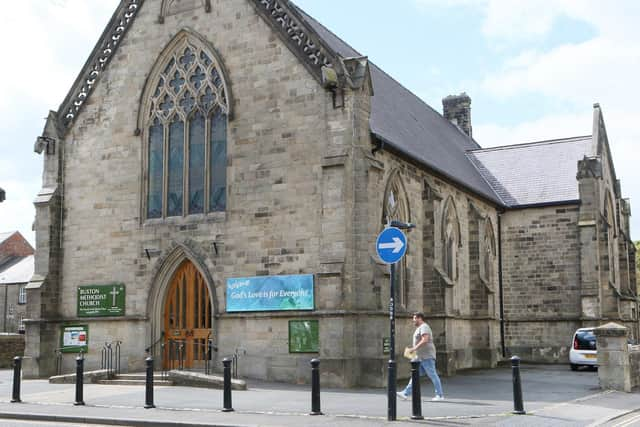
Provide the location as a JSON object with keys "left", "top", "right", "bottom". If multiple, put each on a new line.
{"left": 25, "top": 0, "right": 637, "bottom": 386}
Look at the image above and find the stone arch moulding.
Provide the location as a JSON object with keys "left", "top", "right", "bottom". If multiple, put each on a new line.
{"left": 381, "top": 169, "right": 412, "bottom": 225}
{"left": 604, "top": 189, "right": 617, "bottom": 237}
{"left": 136, "top": 27, "right": 234, "bottom": 133}
{"left": 159, "top": 0, "right": 211, "bottom": 23}
{"left": 146, "top": 240, "right": 220, "bottom": 350}
{"left": 441, "top": 196, "right": 462, "bottom": 247}
{"left": 483, "top": 217, "right": 496, "bottom": 256}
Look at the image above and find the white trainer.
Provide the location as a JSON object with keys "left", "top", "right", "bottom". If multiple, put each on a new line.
{"left": 432, "top": 395, "right": 444, "bottom": 401}
{"left": 396, "top": 392, "right": 408, "bottom": 401}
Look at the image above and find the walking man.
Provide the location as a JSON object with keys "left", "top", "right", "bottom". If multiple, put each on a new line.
{"left": 397, "top": 312, "right": 444, "bottom": 401}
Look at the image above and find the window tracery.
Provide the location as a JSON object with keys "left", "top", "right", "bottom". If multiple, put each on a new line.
{"left": 382, "top": 171, "right": 410, "bottom": 308}
{"left": 480, "top": 219, "right": 496, "bottom": 287}
{"left": 144, "top": 35, "right": 229, "bottom": 219}
{"left": 442, "top": 198, "right": 460, "bottom": 283}
{"left": 605, "top": 193, "right": 616, "bottom": 284}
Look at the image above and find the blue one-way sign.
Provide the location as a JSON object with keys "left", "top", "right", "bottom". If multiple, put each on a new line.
{"left": 376, "top": 227, "right": 407, "bottom": 264}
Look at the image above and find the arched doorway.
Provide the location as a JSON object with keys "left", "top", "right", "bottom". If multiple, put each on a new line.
{"left": 164, "top": 260, "right": 212, "bottom": 369}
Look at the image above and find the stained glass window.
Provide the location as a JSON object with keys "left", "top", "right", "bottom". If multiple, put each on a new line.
{"left": 168, "top": 119, "right": 184, "bottom": 217}
{"left": 147, "top": 120, "right": 163, "bottom": 219}
{"left": 189, "top": 112, "right": 205, "bottom": 214}
{"left": 210, "top": 111, "right": 227, "bottom": 212}
{"left": 144, "top": 36, "right": 229, "bottom": 220}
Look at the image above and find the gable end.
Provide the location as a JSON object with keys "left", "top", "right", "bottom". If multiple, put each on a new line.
{"left": 248, "top": 0, "right": 343, "bottom": 85}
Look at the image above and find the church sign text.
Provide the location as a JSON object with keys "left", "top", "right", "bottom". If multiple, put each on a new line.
{"left": 77, "top": 284, "right": 125, "bottom": 317}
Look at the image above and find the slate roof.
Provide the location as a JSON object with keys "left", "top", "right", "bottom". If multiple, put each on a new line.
{"left": 0, "top": 255, "right": 34, "bottom": 285}
{"left": 467, "top": 136, "right": 594, "bottom": 207}
{"left": 293, "top": 6, "right": 503, "bottom": 205}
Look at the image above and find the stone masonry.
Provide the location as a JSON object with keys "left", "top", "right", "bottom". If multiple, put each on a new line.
{"left": 25, "top": 0, "right": 636, "bottom": 386}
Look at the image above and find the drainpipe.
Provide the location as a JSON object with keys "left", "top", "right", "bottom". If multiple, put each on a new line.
{"left": 498, "top": 212, "right": 506, "bottom": 357}
{"left": 3, "top": 285, "right": 8, "bottom": 332}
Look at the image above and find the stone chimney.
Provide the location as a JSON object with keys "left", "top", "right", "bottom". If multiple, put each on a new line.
{"left": 443, "top": 93, "right": 472, "bottom": 138}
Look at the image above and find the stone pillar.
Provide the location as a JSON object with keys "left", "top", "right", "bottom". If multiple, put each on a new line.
{"left": 594, "top": 322, "right": 631, "bottom": 392}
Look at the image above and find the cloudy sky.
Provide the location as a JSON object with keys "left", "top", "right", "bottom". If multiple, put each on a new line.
{"left": 0, "top": 0, "right": 638, "bottom": 245}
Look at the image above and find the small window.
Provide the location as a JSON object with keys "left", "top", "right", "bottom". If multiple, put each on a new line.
{"left": 18, "top": 313, "right": 25, "bottom": 333}
{"left": 18, "top": 286, "right": 27, "bottom": 304}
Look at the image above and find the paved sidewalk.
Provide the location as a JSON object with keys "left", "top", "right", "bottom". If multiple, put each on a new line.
{"left": 0, "top": 365, "right": 638, "bottom": 426}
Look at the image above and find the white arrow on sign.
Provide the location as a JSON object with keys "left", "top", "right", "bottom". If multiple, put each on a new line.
{"left": 378, "top": 237, "right": 405, "bottom": 254}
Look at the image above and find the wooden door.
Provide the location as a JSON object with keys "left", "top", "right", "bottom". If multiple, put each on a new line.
{"left": 164, "top": 261, "right": 212, "bottom": 369}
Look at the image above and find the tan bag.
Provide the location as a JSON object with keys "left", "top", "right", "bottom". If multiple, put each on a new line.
{"left": 403, "top": 347, "right": 417, "bottom": 360}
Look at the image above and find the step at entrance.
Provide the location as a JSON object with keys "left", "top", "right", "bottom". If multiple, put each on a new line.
{"left": 98, "top": 373, "right": 173, "bottom": 386}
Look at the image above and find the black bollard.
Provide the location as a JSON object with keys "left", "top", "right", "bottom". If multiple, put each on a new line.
{"left": 410, "top": 360, "right": 424, "bottom": 420}
{"left": 11, "top": 356, "right": 22, "bottom": 403}
{"left": 74, "top": 354, "right": 85, "bottom": 406}
{"left": 511, "top": 356, "right": 525, "bottom": 415}
{"left": 222, "top": 358, "right": 234, "bottom": 412}
{"left": 310, "top": 359, "right": 322, "bottom": 416}
{"left": 388, "top": 359, "right": 396, "bottom": 421}
{"left": 144, "top": 356, "right": 155, "bottom": 409}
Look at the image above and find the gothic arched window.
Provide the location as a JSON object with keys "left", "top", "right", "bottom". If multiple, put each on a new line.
{"left": 143, "top": 33, "right": 229, "bottom": 219}
{"left": 480, "top": 219, "right": 496, "bottom": 286}
{"left": 442, "top": 198, "right": 460, "bottom": 282}
{"left": 382, "top": 171, "right": 410, "bottom": 307}
{"left": 605, "top": 192, "right": 616, "bottom": 284}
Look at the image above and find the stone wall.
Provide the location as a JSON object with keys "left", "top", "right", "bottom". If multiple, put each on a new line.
{"left": 501, "top": 205, "right": 581, "bottom": 362}
{"left": 27, "top": 0, "right": 364, "bottom": 386}
{"left": 360, "top": 148, "right": 502, "bottom": 377}
{"left": 0, "top": 334, "right": 25, "bottom": 368}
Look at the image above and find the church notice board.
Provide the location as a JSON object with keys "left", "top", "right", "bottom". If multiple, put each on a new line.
{"left": 77, "top": 283, "right": 125, "bottom": 317}
{"left": 60, "top": 324, "right": 89, "bottom": 353}
{"left": 288, "top": 320, "right": 319, "bottom": 353}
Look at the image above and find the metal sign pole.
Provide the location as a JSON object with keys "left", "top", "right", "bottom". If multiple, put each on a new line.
{"left": 377, "top": 222, "right": 411, "bottom": 422}
{"left": 388, "top": 261, "right": 397, "bottom": 421}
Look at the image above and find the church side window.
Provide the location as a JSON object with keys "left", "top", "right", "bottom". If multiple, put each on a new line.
{"left": 145, "top": 39, "right": 229, "bottom": 219}
{"left": 605, "top": 194, "right": 616, "bottom": 284}
{"left": 18, "top": 286, "right": 27, "bottom": 305}
{"left": 480, "top": 219, "right": 496, "bottom": 286}
{"left": 442, "top": 199, "right": 460, "bottom": 282}
{"left": 382, "top": 172, "right": 410, "bottom": 308}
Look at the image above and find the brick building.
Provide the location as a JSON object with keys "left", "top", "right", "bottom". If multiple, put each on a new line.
{"left": 25, "top": 0, "right": 637, "bottom": 385}
{"left": 0, "top": 232, "right": 34, "bottom": 333}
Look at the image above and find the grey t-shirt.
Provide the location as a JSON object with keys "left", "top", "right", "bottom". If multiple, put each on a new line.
{"left": 414, "top": 323, "right": 436, "bottom": 360}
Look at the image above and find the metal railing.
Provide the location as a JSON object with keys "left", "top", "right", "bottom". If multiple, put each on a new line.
{"left": 147, "top": 334, "right": 218, "bottom": 377}
{"left": 232, "top": 347, "right": 246, "bottom": 379}
{"left": 55, "top": 348, "right": 63, "bottom": 376}
{"left": 101, "top": 341, "right": 122, "bottom": 377}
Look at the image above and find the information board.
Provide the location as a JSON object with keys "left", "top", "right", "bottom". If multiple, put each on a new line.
{"left": 60, "top": 324, "right": 89, "bottom": 353}
{"left": 383, "top": 337, "right": 391, "bottom": 354}
{"left": 226, "top": 274, "right": 314, "bottom": 312}
{"left": 77, "top": 283, "right": 125, "bottom": 317}
{"left": 289, "top": 320, "right": 319, "bottom": 353}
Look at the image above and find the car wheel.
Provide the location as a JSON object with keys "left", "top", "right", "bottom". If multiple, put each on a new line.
{"left": 570, "top": 364, "right": 578, "bottom": 371}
